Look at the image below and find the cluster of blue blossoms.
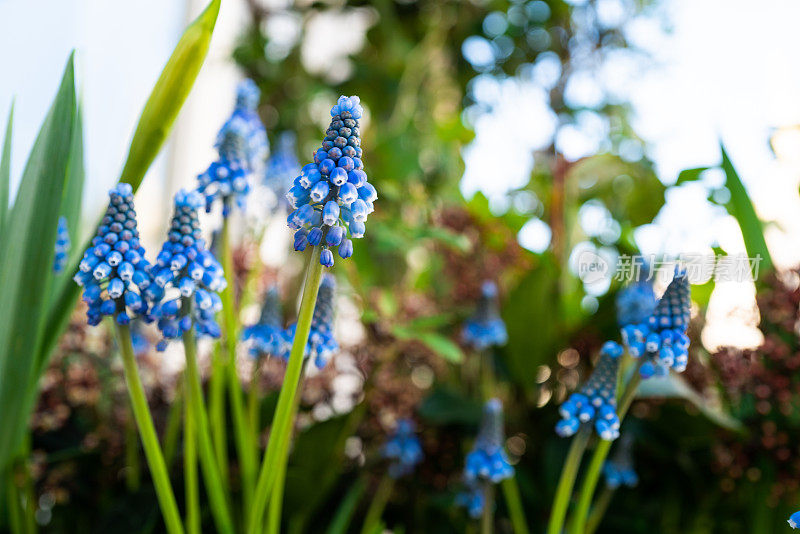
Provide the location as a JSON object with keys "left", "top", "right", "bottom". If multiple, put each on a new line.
{"left": 462, "top": 281, "right": 508, "bottom": 350}
{"left": 603, "top": 434, "right": 638, "bottom": 489}
{"left": 287, "top": 95, "right": 377, "bottom": 268}
{"left": 556, "top": 341, "right": 624, "bottom": 440}
{"left": 615, "top": 278, "right": 657, "bottom": 327}
{"left": 147, "top": 190, "right": 226, "bottom": 350}
{"left": 458, "top": 399, "right": 513, "bottom": 518}
{"left": 382, "top": 419, "right": 424, "bottom": 479}
{"left": 53, "top": 216, "right": 71, "bottom": 274}
{"left": 242, "top": 285, "right": 289, "bottom": 359}
{"left": 264, "top": 131, "right": 300, "bottom": 203}
{"left": 74, "top": 184, "right": 153, "bottom": 326}
{"left": 621, "top": 268, "right": 691, "bottom": 378}
{"left": 197, "top": 80, "right": 269, "bottom": 216}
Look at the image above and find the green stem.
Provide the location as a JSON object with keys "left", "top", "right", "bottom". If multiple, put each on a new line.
{"left": 20, "top": 439, "right": 35, "bottom": 534}
{"left": 6, "top": 469, "right": 22, "bottom": 534}
{"left": 324, "top": 477, "right": 367, "bottom": 534}
{"left": 248, "top": 354, "right": 263, "bottom": 449}
{"left": 184, "top": 371, "right": 200, "bottom": 534}
{"left": 208, "top": 343, "right": 228, "bottom": 482}
{"left": 220, "top": 215, "right": 257, "bottom": 512}
{"left": 360, "top": 475, "right": 395, "bottom": 534}
{"left": 501, "top": 476, "right": 530, "bottom": 534}
{"left": 248, "top": 248, "right": 324, "bottom": 534}
{"left": 114, "top": 323, "right": 184, "bottom": 534}
{"left": 585, "top": 486, "right": 614, "bottom": 534}
{"left": 569, "top": 371, "right": 642, "bottom": 534}
{"left": 546, "top": 424, "right": 591, "bottom": 534}
{"left": 481, "top": 483, "right": 494, "bottom": 534}
{"left": 162, "top": 382, "right": 184, "bottom": 469}
{"left": 125, "top": 405, "right": 141, "bottom": 492}
{"left": 267, "top": 365, "right": 307, "bottom": 534}
{"left": 181, "top": 314, "right": 235, "bottom": 534}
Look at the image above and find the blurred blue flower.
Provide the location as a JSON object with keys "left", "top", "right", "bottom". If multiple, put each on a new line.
{"left": 145, "top": 189, "right": 226, "bottom": 350}
{"left": 284, "top": 274, "right": 338, "bottom": 369}
{"left": 242, "top": 285, "right": 289, "bottom": 359}
{"left": 456, "top": 484, "right": 485, "bottom": 519}
{"left": 621, "top": 268, "right": 691, "bottom": 378}
{"left": 789, "top": 511, "right": 800, "bottom": 529}
{"left": 464, "top": 398, "right": 514, "bottom": 484}
{"left": 130, "top": 320, "right": 150, "bottom": 357}
{"left": 462, "top": 280, "right": 507, "bottom": 350}
{"left": 216, "top": 79, "right": 268, "bottom": 173}
{"left": 603, "top": 434, "right": 638, "bottom": 489}
{"left": 74, "top": 184, "right": 152, "bottom": 326}
{"left": 615, "top": 279, "right": 656, "bottom": 327}
{"left": 382, "top": 419, "right": 424, "bottom": 478}
{"left": 264, "top": 131, "right": 300, "bottom": 201}
{"left": 556, "top": 341, "right": 624, "bottom": 441}
{"left": 286, "top": 95, "right": 376, "bottom": 267}
{"left": 53, "top": 216, "right": 70, "bottom": 274}
{"left": 198, "top": 80, "right": 268, "bottom": 217}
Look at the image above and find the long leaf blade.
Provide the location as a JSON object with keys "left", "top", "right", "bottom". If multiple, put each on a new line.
{"left": 0, "top": 101, "right": 13, "bottom": 237}
{"left": 119, "top": 0, "right": 221, "bottom": 190}
{"left": 0, "top": 54, "right": 76, "bottom": 466}
{"left": 720, "top": 143, "right": 773, "bottom": 277}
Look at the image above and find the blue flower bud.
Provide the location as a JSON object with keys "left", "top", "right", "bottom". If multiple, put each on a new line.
{"left": 338, "top": 239, "right": 353, "bottom": 259}
{"left": 350, "top": 199, "right": 368, "bottom": 222}
{"left": 330, "top": 167, "right": 347, "bottom": 186}
{"left": 320, "top": 248, "right": 334, "bottom": 267}
{"left": 323, "top": 201, "right": 340, "bottom": 226}
{"left": 310, "top": 181, "right": 330, "bottom": 203}
{"left": 307, "top": 227, "right": 323, "bottom": 246}
{"left": 326, "top": 226, "right": 344, "bottom": 247}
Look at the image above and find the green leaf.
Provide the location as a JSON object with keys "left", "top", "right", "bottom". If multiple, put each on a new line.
{"left": 719, "top": 143, "right": 773, "bottom": 277}
{"left": 0, "top": 101, "right": 13, "bottom": 236}
{"left": 391, "top": 324, "right": 464, "bottom": 363}
{"left": 119, "top": 0, "right": 220, "bottom": 190}
{"left": 0, "top": 53, "right": 76, "bottom": 467}
{"left": 61, "top": 102, "right": 85, "bottom": 249}
{"left": 636, "top": 373, "right": 743, "bottom": 432}
{"left": 323, "top": 478, "right": 367, "bottom": 534}
{"left": 675, "top": 166, "right": 709, "bottom": 185}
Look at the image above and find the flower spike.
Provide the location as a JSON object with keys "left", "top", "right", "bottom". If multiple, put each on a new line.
{"left": 464, "top": 399, "right": 514, "bottom": 484}
{"left": 146, "top": 189, "right": 226, "bottom": 349}
{"left": 286, "top": 95, "right": 376, "bottom": 267}
{"left": 621, "top": 268, "right": 691, "bottom": 378}
{"left": 74, "top": 184, "right": 153, "bottom": 325}
{"left": 462, "top": 280, "right": 508, "bottom": 350}
{"left": 556, "top": 341, "right": 624, "bottom": 441}
{"left": 53, "top": 216, "right": 71, "bottom": 274}
{"left": 284, "top": 273, "right": 339, "bottom": 369}
{"left": 615, "top": 278, "right": 656, "bottom": 327}
{"left": 603, "top": 433, "right": 638, "bottom": 489}
{"left": 242, "top": 285, "right": 289, "bottom": 359}
{"left": 264, "top": 131, "right": 300, "bottom": 201}
{"left": 198, "top": 79, "right": 268, "bottom": 216}
{"left": 382, "top": 419, "right": 424, "bottom": 478}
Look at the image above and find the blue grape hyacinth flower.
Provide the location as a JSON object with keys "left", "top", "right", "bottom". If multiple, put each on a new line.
{"left": 464, "top": 399, "right": 514, "bottom": 485}
{"left": 603, "top": 433, "right": 638, "bottom": 489}
{"left": 216, "top": 79, "right": 268, "bottom": 174}
{"left": 53, "top": 216, "right": 71, "bottom": 273}
{"left": 621, "top": 268, "right": 691, "bottom": 378}
{"left": 556, "top": 341, "right": 624, "bottom": 441}
{"left": 382, "top": 419, "right": 424, "bottom": 479}
{"left": 284, "top": 273, "right": 338, "bottom": 369}
{"left": 789, "top": 511, "right": 800, "bottom": 529}
{"left": 287, "top": 95, "right": 376, "bottom": 267}
{"left": 242, "top": 285, "right": 289, "bottom": 359}
{"left": 197, "top": 80, "right": 268, "bottom": 216}
{"left": 264, "top": 131, "right": 300, "bottom": 201}
{"left": 145, "top": 189, "right": 226, "bottom": 350}
{"left": 74, "top": 184, "right": 153, "bottom": 326}
{"left": 616, "top": 279, "right": 657, "bottom": 327}
{"left": 462, "top": 280, "right": 508, "bottom": 350}
{"left": 456, "top": 484, "right": 485, "bottom": 519}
